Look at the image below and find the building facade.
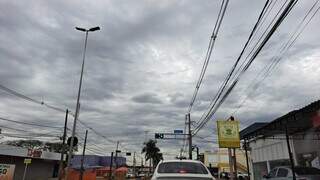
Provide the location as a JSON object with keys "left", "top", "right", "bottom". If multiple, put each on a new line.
{"left": 241, "top": 100, "right": 320, "bottom": 180}
{"left": 0, "top": 144, "right": 61, "bottom": 180}
{"left": 202, "top": 148, "right": 248, "bottom": 175}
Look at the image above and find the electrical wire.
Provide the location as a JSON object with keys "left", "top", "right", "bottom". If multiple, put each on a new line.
{"left": 232, "top": 0, "right": 320, "bottom": 125}
{"left": 183, "top": 0, "right": 230, "bottom": 156}
{"left": 193, "top": 0, "right": 273, "bottom": 134}
{"left": 192, "top": 0, "right": 298, "bottom": 136}
{"left": 0, "top": 84, "right": 67, "bottom": 113}
{"left": 0, "top": 125, "right": 61, "bottom": 137}
{"left": 0, "top": 116, "right": 64, "bottom": 130}
{"left": 0, "top": 83, "right": 122, "bottom": 149}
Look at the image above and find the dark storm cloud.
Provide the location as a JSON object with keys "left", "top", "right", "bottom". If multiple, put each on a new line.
{"left": 131, "top": 93, "right": 163, "bottom": 104}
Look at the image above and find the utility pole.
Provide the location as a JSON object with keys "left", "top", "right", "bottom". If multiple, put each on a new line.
{"left": 227, "top": 116, "right": 235, "bottom": 180}
{"left": 233, "top": 148, "right": 238, "bottom": 180}
{"left": 80, "top": 130, "right": 88, "bottom": 180}
{"left": 58, "top": 109, "right": 68, "bottom": 180}
{"left": 133, "top": 152, "right": 136, "bottom": 177}
{"left": 193, "top": 145, "right": 199, "bottom": 160}
{"left": 115, "top": 141, "right": 119, "bottom": 169}
{"left": 109, "top": 152, "right": 114, "bottom": 179}
{"left": 187, "top": 113, "right": 192, "bottom": 160}
{"left": 286, "top": 126, "right": 296, "bottom": 180}
{"left": 228, "top": 148, "right": 235, "bottom": 180}
{"left": 244, "top": 139, "right": 251, "bottom": 180}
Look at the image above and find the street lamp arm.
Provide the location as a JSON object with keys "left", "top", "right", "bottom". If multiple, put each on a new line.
{"left": 89, "top": 26, "right": 100, "bottom": 32}
{"left": 75, "top": 27, "right": 86, "bottom": 32}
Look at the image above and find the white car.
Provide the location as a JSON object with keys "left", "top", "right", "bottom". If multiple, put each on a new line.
{"left": 151, "top": 159, "right": 216, "bottom": 180}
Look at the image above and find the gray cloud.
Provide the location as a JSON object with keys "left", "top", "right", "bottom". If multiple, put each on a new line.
{"left": 0, "top": 0, "right": 319, "bottom": 160}
{"left": 131, "top": 93, "right": 163, "bottom": 104}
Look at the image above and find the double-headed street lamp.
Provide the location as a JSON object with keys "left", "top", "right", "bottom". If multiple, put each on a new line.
{"left": 66, "top": 26, "right": 100, "bottom": 169}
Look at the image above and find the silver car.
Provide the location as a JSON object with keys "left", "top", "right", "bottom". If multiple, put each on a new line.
{"left": 262, "top": 166, "right": 320, "bottom": 180}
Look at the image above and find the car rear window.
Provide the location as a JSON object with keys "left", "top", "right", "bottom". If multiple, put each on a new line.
{"left": 295, "top": 167, "right": 320, "bottom": 175}
{"left": 157, "top": 162, "right": 208, "bottom": 174}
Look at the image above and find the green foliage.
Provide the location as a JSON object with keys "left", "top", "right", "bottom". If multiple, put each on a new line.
{"left": 4, "top": 139, "right": 77, "bottom": 153}
{"left": 141, "top": 139, "right": 163, "bottom": 168}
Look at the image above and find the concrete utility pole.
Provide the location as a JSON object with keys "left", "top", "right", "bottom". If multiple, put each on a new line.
{"left": 228, "top": 148, "right": 235, "bottom": 180}
{"left": 80, "top": 130, "right": 88, "bottom": 180}
{"left": 109, "top": 152, "right": 114, "bottom": 179}
{"left": 187, "top": 113, "right": 192, "bottom": 160}
{"left": 286, "top": 126, "right": 296, "bottom": 180}
{"left": 115, "top": 141, "right": 119, "bottom": 169}
{"left": 244, "top": 139, "right": 251, "bottom": 180}
{"left": 233, "top": 148, "right": 238, "bottom": 180}
{"left": 133, "top": 152, "right": 136, "bottom": 177}
{"left": 227, "top": 116, "right": 236, "bottom": 180}
{"left": 58, "top": 109, "right": 68, "bottom": 180}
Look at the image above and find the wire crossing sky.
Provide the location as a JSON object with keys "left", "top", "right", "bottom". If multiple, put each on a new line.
{"left": 0, "top": 0, "right": 319, "bottom": 159}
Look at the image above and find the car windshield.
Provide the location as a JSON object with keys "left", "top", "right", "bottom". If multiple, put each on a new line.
{"left": 295, "top": 167, "right": 320, "bottom": 175}
{"left": 157, "top": 162, "right": 208, "bottom": 174}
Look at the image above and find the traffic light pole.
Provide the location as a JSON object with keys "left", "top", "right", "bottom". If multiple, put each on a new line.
{"left": 109, "top": 152, "right": 114, "bottom": 179}
{"left": 187, "top": 113, "right": 192, "bottom": 160}
{"left": 80, "top": 130, "right": 88, "bottom": 180}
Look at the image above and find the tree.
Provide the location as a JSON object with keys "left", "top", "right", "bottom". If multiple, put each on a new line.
{"left": 4, "top": 140, "right": 77, "bottom": 153}
{"left": 141, "top": 139, "right": 163, "bottom": 170}
{"left": 6, "top": 140, "right": 43, "bottom": 150}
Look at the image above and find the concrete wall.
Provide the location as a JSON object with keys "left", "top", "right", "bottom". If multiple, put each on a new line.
{"left": 293, "top": 131, "right": 320, "bottom": 168}
{"left": 250, "top": 135, "right": 290, "bottom": 163}
{"left": 0, "top": 155, "right": 59, "bottom": 180}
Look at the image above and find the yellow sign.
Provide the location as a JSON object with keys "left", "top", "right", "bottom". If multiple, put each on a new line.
{"left": 217, "top": 120, "right": 240, "bottom": 148}
{"left": 24, "top": 158, "right": 32, "bottom": 164}
{"left": 0, "top": 164, "right": 15, "bottom": 180}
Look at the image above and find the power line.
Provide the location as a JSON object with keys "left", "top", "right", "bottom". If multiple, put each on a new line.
{"left": 1, "top": 132, "right": 60, "bottom": 139}
{"left": 192, "top": 0, "right": 298, "bottom": 136}
{"left": 0, "top": 116, "right": 64, "bottom": 130}
{"left": 0, "top": 83, "right": 120, "bottom": 147}
{"left": 231, "top": 0, "right": 320, "bottom": 124}
{"left": 0, "top": 84, "right": 66, "bottom": 113}
{"left": 0, "top": 125, "right": 61, "bottom": 137}
{"left": 187, "top": 0, "right": 230, "bottom": 114}
{"left": 192, "top": 0, "right": 273, "bottom": 135}
{"left": 183, "top": 0, "right": 230, "bottom": 156}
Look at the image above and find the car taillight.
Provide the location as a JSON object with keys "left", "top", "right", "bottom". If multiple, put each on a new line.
{"left": 179, "top": 170, "right": 187, "bottom": 173}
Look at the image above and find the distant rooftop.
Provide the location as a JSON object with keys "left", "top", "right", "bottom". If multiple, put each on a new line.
{"left": 0, "top": 144, "right": 61, "bottom": 160}
{"left": 240, "top": 100, "right": 320, "bottom": 140}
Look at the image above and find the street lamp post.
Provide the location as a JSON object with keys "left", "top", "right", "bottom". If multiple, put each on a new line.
{"left": 66, "top": 26, "right": 100, "bottom": 170}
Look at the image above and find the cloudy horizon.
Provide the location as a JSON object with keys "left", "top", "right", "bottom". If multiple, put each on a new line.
{"left": 0, "top": 0, "right": 319, "bottom": 162}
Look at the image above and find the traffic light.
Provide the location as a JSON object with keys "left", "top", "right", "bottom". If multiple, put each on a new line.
{"left": 155, "top": 133, "right": 164, "bottom": 139}
{"left": 67, "top": 137, "right": 78, "bottom": 147}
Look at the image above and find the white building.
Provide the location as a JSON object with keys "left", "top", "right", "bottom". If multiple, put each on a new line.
{"left": 240, "top": 100, "right": 320, "bottom": 180}
{"left": 0, "top": 144, "right": 61, "bottom": 180}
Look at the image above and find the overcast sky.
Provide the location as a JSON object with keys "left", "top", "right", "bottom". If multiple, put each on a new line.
{"left": 0, "top": 0, "right": 319, "bottom": 161}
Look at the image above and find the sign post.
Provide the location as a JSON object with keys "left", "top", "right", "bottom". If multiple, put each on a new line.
{"left": 217, "top": 119, "right": 240, "bottom": 180}
{"left": 22, "top": 158, "right": 31, "bottom": 180}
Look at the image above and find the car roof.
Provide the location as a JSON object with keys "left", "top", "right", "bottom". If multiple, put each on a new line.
{"left": 160, "top": 159, "right": 203, "bottom": 163}
{"left": 274, "top": 166, "right": 317, "bottom": 169}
